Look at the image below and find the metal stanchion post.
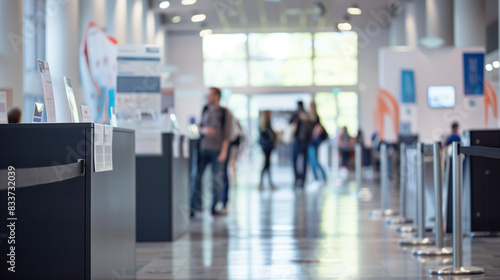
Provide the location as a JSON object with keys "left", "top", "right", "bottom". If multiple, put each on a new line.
{"left": 399, "top": 143, "right": 434, "bottom": 246}
{"left": 430, "top": 142, "right": 484, "bottom": 275}
{"left": 355, "top": 143, "right": 362, "bottom": 193}
{"left": 355, "top": 143, "right": 372, "bottom": 199}
{"left": 413, "top": 142, "right": 452, "bottom": 256}
{"left": 370, "top": 143, "right": 398, "bottom": 217}
{"left": 389, "top": 143, "right": 412, "bottom": 225}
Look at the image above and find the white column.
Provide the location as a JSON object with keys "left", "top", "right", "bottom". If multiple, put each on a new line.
{"left": 79, "top": 0, "right": 106, "bottom": 37}
{"left": 405, "top": 0, "right": 426, "bottom": 48}
{"left": 389, "top": 11, "right": 406, "bottom": 46}
{"left": 155, "top": 17, "right": 167, "bottom": 63}
{"left": 0, "top": 1, "right": 23, "bottom": 109}
{"left": 127, "top": 0, "right": 144, "bottom": 44}
{"left": 46, "top": 0, "right": 81, "bottom": 122}
{"left": 145, "top": 9, "right": 156, "bottom": 44}
{"left": 454, "top": 0, "right": 485, "bottom": 47}
{"left": 425, "top": 0, "right": 454, "bottom": 47}
{"left": 106, "top": 0, "right": 128, "bottom": 43}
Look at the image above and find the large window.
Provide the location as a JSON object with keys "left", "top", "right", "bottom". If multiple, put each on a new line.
{"left": 202, "top": 32, "right": 358, "bottom": 88}
{"left": 313, "top": 32, "right": 358, "bottom": 86}
{"left": 248, "top": 33, "right": 313, "bottom": 86}
{"left": 315, "top": 91, "right": 358, "bottom": 137}
{"left": 203, "top": 33, "right": 248, "bottom": 87}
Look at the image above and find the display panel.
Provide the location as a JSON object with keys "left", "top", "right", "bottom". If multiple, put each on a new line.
{"left": 427, "top": 86, "right": 456, "bottom": 108}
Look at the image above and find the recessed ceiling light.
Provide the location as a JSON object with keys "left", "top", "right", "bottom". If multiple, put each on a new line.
{"left": 172, "top": 15, "right": 181, "bottom": 23}
{"left": 182, "top": 0, "right": 196, "bottom": 5}
{"left": 191, "top": 14, "right": 206, "bottom": 22}
{"left": 159, "top": 1, "right": 170, "bottom": 9}
{"left": 493, "top": 61, "right": 500, "bottom": 68}
{"left": 338, "top": 22, "right": 352, "bottom": 31}
{"left": 199, "top": 29, "right": 213, "bottom": 37}
{"left": 486, "top": 64, "right": 493, "bottom": 71}
{"left": 347, "top": 7, "right": 362, "bottom": 15}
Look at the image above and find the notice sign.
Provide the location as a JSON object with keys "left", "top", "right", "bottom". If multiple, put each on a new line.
{"left": 116, "top": 45, "right": 162, "bottom": 155}
{"left": 38, "top": 60, "right": 57, "bottom": 122}
{"left": 64, "top": 76, "right": 80, "bottom": 123}
{"left": 401, "top": 70, "right": 416, "bottom": 103}
{"left": 81, "top": 105, "right": 93, "bottom": 122}
{"left": 33, "top": 102, "right": 44, "bottom": 123}
{"left": 463, "top": 53, "right": 484, "bottom": 95}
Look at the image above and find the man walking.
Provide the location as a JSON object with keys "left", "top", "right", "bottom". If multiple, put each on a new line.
{"left": 290, "top": 101, "right": 313, "bottom": 188}
{"left": 190, "top": 87, "right": 230, "bottom": 216}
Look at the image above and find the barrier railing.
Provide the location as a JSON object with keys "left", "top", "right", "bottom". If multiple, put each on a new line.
{"left": 429, "top": 141, "right": 487, "bottom": 275}
{"left": 370, "top": 143, "right": 398, "bottom": 217}
{"left": 399, "top": 143, "right": 435, "bottom": 246}
{"left": 388, "top": 143, "right": 413, "bottom": 225}
{"left": 413, "top": 142, "right": 452, "bottom": 256}
{"left": 355, "top": 143, "right": 372, "bottom": 199}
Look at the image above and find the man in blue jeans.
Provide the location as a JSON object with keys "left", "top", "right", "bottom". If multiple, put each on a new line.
{"left": 190, "top": 87, "right": 230, "bottom": 217}
{"left": 290, "top": 101, "right": 313, "bottom": 188}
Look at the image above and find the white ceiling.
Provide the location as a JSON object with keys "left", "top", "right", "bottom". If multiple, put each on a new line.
{"left": 154, "top": 0, "right": 393, "bottom": 33}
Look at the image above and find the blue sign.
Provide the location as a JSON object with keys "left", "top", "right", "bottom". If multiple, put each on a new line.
{"left": 463, "top": 53, "right": 484, "bottom": 95}
{"left": 401, "top": 70, "right": 415, "bottom": 103}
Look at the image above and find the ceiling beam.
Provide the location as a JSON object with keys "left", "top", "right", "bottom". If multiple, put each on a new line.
{"left": 299, "top": 0, "right": 307, "bottom": 29}
{"left": 212, "top": 0, "right": 232, "bottom": 31}
{"left": 257, "top": 0, "right": 268, "bottom": 28}
{"left": 317, "top": 0, "right": 331, "bottom": 29}
{"left": 237, "top": 1, "right": 248, "bottom": 29}
{"left": 280, "top": 0, "right": 287, "bottom": 28}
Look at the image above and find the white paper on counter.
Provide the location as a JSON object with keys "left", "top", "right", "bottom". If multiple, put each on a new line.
{"left": 182, "top": 136, "right": 189, "bottom": 159}
{"left": 37, "top": 60, "right": 57, "bottom": 123}
{"left": 81, "top": 105, "right": 93, "bottom": 122}
{"left": 172, "top": 134, "right": 180, "bottom": 158}
{"left": 63, "top": 76, "right": 80, "bottom": 123}
{"left": 104, "top": 125, "right": 113, "bottom": 171}
{"left": 94, "top": 124, "right": 105, "bottom": 172}
{"left": 0, "top": 91, "right": 7, "bottom": 124}
{"left": 32, "top": 102, "right": 44, "bottom": 123}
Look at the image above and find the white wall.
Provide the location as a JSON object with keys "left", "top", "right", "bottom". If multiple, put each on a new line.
{"left": 379, "top": 47, "right": 486, "bottom": 143}
{"left": 168, "top": 32, "right": 205, "bottom": 134}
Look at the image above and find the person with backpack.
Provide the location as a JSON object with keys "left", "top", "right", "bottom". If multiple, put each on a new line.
{"left": 190, "top": 87, "right": 230, "bottom": 217}
{"left": 290, "top": 101, "right": 313, "bottom": 188}
{"left": 307, "top": 102, "right": 328, "bottom": 183}
{"left": 259, "top": 110, "right": 276, "bottom": 190}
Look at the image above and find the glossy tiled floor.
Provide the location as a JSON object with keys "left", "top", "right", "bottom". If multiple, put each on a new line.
{"left": 136, "top": 157, "right": 500, "bottom": 280}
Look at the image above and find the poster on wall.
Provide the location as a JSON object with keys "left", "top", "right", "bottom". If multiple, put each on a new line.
{"left": 463, "top": 53, "right": 484, "bottom": 95}
{"left": 116, "top": 45, "right": 162, "bottom": 155}
{"left": 79, "top": 22, "right": 117, "bottom": 124}
{"left": 401, "top": 70, "right": 416, "bottom": 103}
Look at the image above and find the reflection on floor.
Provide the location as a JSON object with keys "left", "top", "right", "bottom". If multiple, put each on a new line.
{"left": 136, "top": 162, "right": 500, "bottom": 279}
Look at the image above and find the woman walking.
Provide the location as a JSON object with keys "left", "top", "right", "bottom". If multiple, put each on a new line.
{"left": 258, "top": 110, "right": 277, "bottom": 190}
{"left": 307, "top": 102, "right": 327, "bottom": 183}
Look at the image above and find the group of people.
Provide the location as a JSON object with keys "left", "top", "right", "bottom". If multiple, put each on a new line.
{"left": 258, "top": 101, "right": 329, "bottom": 190}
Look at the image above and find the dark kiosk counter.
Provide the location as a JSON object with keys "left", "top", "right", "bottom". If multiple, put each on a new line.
{"left": 0, "top": 123, "right": 136, "bottom": 280}
{"left": 136, "top": 133, "right": 190, "bottom": 242}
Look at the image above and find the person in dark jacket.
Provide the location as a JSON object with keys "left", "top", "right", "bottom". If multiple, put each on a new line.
{"left": 259, "top": 110, "right": 276, "bottom": 190}
{"left": 290, "top": 101, "right": 313, "bottom": 188}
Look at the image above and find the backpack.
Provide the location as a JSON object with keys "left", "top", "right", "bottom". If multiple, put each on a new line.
{"left": 259, "top": 126, "right": 276, "bottom": 150}
{"left": 201, "top": 105, "right": 229, "bottom": 139}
